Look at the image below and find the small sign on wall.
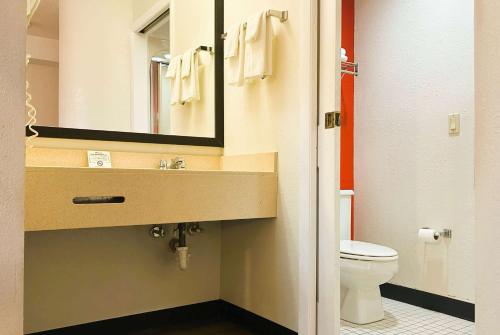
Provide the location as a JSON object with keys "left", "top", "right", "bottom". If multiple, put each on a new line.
{"left": 87, "top": 151, "right": 112, "bottom": 168}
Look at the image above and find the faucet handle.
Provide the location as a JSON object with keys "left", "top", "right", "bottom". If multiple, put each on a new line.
{"left": 159, "top": 159, "right": 169, "bottom": 170}
{"left": 172, "top": 157, "right": 186, "bottom": 169}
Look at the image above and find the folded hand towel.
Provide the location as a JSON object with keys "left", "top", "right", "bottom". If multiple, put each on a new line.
{"left": 181, "top": 48, "right": 195, "bottom": 79}
{"left": 245, "top": 13, "right": 262, "bottom": 43}
{"left": 244, "top": 11, "right": 274, "bottom": 80}
{"left": 166, "top": 55, "right": 182, "bottom": 105}
{"left": 226, "top": 23, "right": 246, "bottom": 86}
{"left": 224, "top": 24, "right": 240, "bottom": 59}
{"left": 181, "top": 49, "right": 200, "bottom": 103}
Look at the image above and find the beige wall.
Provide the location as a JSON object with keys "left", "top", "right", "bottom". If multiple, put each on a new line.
{"left": 27, "top": 61, "right": 59, "bottom": 127}
{"left": 132, "top": 0, "right": 163, "bottom": 21}
{"left": 169, "top": 0, "right": 215, "bottom": 138}
{"left": 26, "top": 36, "right": 59, "bottom": 63}
{"left": 25, "top": 225, "right": 221, "bottom": 333}
{"left": 24, "top": 0, "right": 308, "bottom": 331}
{"left": 221, "top": 0, "right": 303, "bottom": 331}
{"left": 354, "top": 0, "right": 475, "bottom": 302}
{"left": 475, "top": 0, "right": 500, "bottom": 333}
{"left": 0, "top": 0, "right": 25, "bottom": 333}
{"left": 59, "top": 0, "right": 133, "bottom": 132}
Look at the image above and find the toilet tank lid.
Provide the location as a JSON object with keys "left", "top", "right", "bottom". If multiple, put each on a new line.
{"left": 340, "top": 240, "right": 398, "bottom": 257}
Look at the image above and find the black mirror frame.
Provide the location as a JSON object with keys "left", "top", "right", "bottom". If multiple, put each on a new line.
{"left": 26, "top": 0, "right": 224, "bottom": 148}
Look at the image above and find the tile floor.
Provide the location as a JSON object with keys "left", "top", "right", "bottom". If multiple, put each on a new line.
{"left": 341, "top": 298, "right": 475, "bottom": 335}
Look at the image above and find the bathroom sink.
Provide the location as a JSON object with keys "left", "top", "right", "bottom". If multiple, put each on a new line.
{"left": 25, "top": 159, "right": 277, "bottom": 231}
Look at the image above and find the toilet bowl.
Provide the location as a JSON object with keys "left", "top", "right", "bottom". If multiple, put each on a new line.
{"left": 340, "top": 240, "right": 398, "bottom": 324}
{"left": 339, "top": 190, "right": 398, "bottom": 324}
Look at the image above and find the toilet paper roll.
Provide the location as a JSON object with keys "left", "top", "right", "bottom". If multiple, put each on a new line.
{"left": 418, "top": 228, "right": 441, "bottom": 244}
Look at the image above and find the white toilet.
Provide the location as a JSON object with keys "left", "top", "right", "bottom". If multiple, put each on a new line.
{"left": 339, "top": 190, "right": 399, "bottom": 325}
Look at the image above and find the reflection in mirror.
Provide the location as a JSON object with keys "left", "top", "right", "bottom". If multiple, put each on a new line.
{"left": 148, "top": 15, "right": 171, "bottom": 135}
{"left": 26, "top": 0, "right": 216, "bottom": 139}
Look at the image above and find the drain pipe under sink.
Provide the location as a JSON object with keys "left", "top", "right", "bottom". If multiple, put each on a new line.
{"left": 176, "top": 223, "right": 189, "bottom": 271}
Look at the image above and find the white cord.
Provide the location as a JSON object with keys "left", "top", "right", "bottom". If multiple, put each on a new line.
{"left": 26, "top": 0, "right": 40, "bottom": 28}
{"left": 25, "top": 55, "right": 38, "bottom": 148}
{"left": 25, "top": 0, "right": 41, "bottom": 148}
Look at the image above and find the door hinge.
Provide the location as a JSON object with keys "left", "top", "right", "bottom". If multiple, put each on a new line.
{"left": 325, "top": 111, "right": 341, "bottom": 129}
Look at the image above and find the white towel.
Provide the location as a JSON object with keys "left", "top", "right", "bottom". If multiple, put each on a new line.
{"left": 224, "top": 24, "right": 240, "bottom": 59}
{"left": 181, "top": 48, "right": 200, "bottom": 103}
{"left": 225, "top": 23, "right": 246, "bottom": 86}
{"left": 244, "top": 11, "right": 273, "bottom": 80}
{"left": 166, "top": 55, "right": 182, "bottom": 105}
{"left": 181, "top": 48, "right": 193, "bottom": 78}
{"left": 341, "top": 48, "right": 348, "bottom": 62}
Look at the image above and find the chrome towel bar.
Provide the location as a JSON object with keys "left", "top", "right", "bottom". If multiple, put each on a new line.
{"left": 221, "top": 10, "right": 289, "bottom": 39}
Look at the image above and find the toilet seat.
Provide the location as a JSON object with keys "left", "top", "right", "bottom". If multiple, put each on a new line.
{"left": 340, "top": 240, "right": 398, "bottom": 262}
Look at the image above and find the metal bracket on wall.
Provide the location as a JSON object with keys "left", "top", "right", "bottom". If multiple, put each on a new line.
{"left": 325, "top": 111, "right": 341, "bottom": 129}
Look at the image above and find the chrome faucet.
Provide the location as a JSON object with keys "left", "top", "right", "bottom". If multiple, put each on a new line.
{"left": 170, "top": 157, "right": 186, "bottom": 169}
{"left": 160, "top": 157, "right": 186, "bottom": 170}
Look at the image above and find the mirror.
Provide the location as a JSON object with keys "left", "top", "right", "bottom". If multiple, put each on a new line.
{"left": 26, "top": 0, "right": 223, "bottom": 146}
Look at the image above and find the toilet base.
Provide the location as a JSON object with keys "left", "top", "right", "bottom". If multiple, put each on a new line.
{"left": 340, "top": 285, "right": 385, "bottom": 324}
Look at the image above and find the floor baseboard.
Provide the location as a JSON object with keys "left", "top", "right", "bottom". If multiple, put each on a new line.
{"left": 29, "top": 300, "right": 223, "bottom": 335}
{"left": 220, "top": 300, "right": 297, "bottom": 335}
{"left": 29, "top": 300, "right": 297, "bottom": 335}
{"left": 380, "top": 283, "right": 475, "bottom": 322}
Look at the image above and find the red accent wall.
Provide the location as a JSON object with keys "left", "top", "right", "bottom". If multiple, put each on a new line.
{"left": 341, "top": 0, "right": 355, "bottom": 239}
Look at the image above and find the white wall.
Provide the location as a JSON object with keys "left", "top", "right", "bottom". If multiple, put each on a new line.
{"left": 221, "top": 0, "right": 305, "bottom": 331}
{"left": 475, "top": 0, "right": 500, "bottom": 332}
{"left": 354, "top": 0, "right": 475, "bottom": 302}
{"left": 59, "top": 0, "right": 133, "bottom": 131}
{"left": 0, "top": 0, "right": 25, "bottom": 333}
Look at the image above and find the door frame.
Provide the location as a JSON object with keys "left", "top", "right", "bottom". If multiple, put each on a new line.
{"left": 298, "top": 0, "right": 342, "bottom": 334}
{"left": 317, "top": 0, "right": 342, "bottom": 334}
{"left": 298, "top": 0, "right": 319, "bottom": 333}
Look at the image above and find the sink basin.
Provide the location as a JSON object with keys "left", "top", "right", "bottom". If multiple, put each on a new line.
{"left": 25, "top": 162, "right": 277, "bottom": 231}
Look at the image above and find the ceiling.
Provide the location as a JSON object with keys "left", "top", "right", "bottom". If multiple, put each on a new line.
{"left": 28, "top": 0, "right": 59, "bottom": 40}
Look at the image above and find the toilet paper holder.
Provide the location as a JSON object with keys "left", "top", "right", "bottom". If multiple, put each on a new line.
{"left": 436, "top": 229, "right": 453, "bottom": 239}
{"left": 442, "top": 229, "right": 453, "bottom": 238}
{"left": 422, "top": 228, "right": 452, "bottom": 239}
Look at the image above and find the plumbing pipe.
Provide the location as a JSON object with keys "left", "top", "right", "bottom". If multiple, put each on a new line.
{"left": 176, "top": 223, "right": 189, "bottom": 270}
{"left": 176, "top": 246, "right": 190, "bottom": 271}
{"left": 178, "top": 223, "right": 186, "bottom": 247}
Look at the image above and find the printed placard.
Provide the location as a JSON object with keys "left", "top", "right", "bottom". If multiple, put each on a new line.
{"left": 87, "top": 151, "right": 112, "bottom": 168}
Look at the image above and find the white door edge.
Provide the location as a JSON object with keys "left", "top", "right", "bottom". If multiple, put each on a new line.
{"left": 317, "top": 0, "right": 342, "bottom": 334}
{"left": 298, "top": 0, "right": 319, "bottom": 334}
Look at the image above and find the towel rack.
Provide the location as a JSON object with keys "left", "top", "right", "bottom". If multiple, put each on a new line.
{"left": 341, "top": 61, "right": 359, "bottom": 77}
{"left": 196, "top": 45, "right": 214, "bottom": 54}
{"left": 154, "top": 46, "right": 213, "bottom": 65}
{"left": 266, "top": 9, "right": 289, "bottom": 23}
{"left": 221, "top": 10, "right": 289, "bottom": 39}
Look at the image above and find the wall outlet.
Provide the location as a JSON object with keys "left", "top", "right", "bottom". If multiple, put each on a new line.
{"left": 448, "top": 113, "right": 461, "bottom": 136}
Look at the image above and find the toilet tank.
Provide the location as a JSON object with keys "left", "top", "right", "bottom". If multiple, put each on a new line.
{"left": 340, "top": 190, "right": 354, "bottom": 240}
